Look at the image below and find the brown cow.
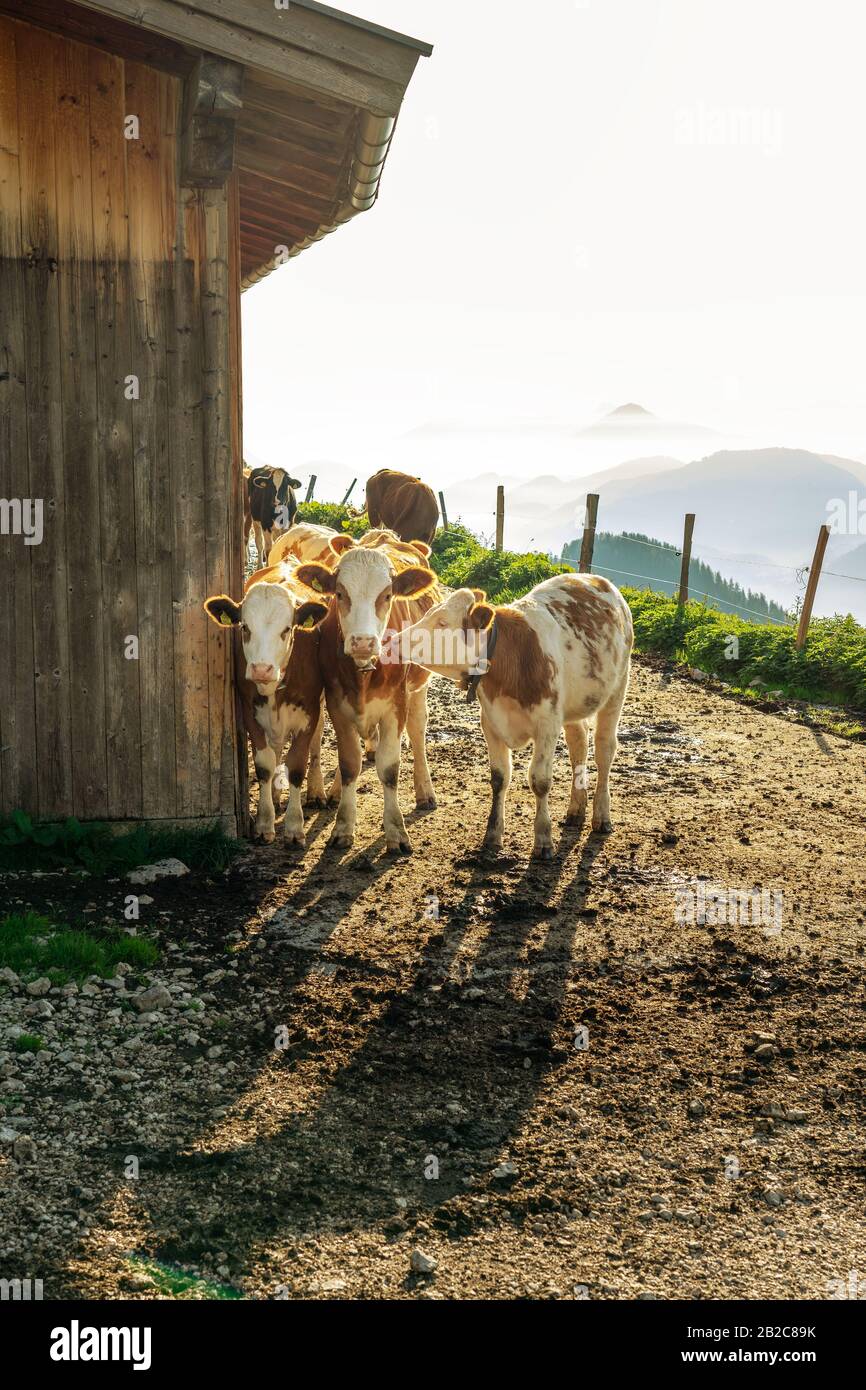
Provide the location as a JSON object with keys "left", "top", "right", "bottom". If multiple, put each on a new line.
{"left": 204, "top": 559, "right": 328, "bottom": 844}
{"left": 364, "top": 469, "right": 438, "bottom": 545}
{"left": 400, "top": 573, "right": 633, "bottom": 858}
{"left": 296, "top": 537, "right": 441, "bottom": 853}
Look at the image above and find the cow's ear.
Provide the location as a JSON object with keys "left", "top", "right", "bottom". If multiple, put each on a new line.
{"left": 287, "top": 477, "right": 302, "bottom": 489}
{"left": 391, "top": 566, "right": 435, "bottom": 598}
{"left": 294, "top": 600, "right": 329, "bottom": 630}
{"left": 296, "top": 563, "right": 336, "bottom": 595}
{"left": 329, "top": 534, "right": 355, "bottom": 556}
{"left": 411, "top": 541, "right": 432, "bottom": 558}
{"left": 467, "top": 601, "right": 495, "bottom": 631}
{"left": 204, "top": 594, "right": 242, "bottom": 628}
{"left": 471, "top": 588, "right": 487, "bottom": 604}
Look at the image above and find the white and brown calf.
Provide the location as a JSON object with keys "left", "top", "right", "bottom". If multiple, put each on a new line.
{"left": 296, "top": 542, "right": 440, "bottom": 853}
{"left": 204, "top": 562, "right": 329, "bottom": 845}
{"left": 401, "top": 573, "right": 633, "bottom": 858}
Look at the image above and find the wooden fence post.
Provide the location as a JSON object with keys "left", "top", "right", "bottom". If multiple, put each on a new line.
{"left": 578, "top": 494, "right": 599, "bottom": 573}
{"left": 495, "top": 485, "right": 504, "bottom": 551}
{"left": 438, "top": 490, "right": 448, "bottom": 531}
{"left": 341, "top": 478, "right": 357, "bottom": 506}
{"left": 796, "top": 523, "right": 830, "bottom": 649}
{"left": 678, "top": 513, "right": 695, "bottom": 603}
{"left": 304, "top": 475, "right": 316, "bottom": 502}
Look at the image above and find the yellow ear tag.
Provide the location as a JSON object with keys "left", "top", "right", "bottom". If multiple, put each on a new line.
{"left": 303, "top": 616, "right": 315, "bottom": 629}
{"left": 219, "top": 612, "right": 233, "bottom": 627}
{"left": 311, "top": 578, "right": 322, "bottom": 592}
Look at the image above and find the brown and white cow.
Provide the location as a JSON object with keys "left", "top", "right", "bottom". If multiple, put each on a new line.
{"left": 269, "top": 521, "right": 432, "bottom": 570}
{"left": 400, "top": 573, "right": 633, "bottom": 858}
{"left": 204, "top": 560, "right": 328, "bottom": 845}
{"left": 295, "top": 539, "right": 441, "bottom": 853}
{"left": 243, "top": 465, "right": 302, "bottom": 566}
{"left": 365, "top": 469, "right": 439, "bottom": 545}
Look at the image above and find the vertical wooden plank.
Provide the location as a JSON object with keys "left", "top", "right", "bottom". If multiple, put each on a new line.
{"left": 89, "top": 46, "right": 143, "bottom": 819}
{"left": 0, "top": 18, "right": 38, "bottom": 815}
{"left": 15, "top": 22, "right": 73, "bottom": 818}
{"left": 125, "top": 60, "right": 177, "bottom": 820}
{"left": 227, "top": 170, "right": 245, "bottom": 832}
{"left": 170, "top": 174, "right": 211, "bottom": 819}
{"left": 54, "top": 32, "right": 108, "bottom": 818}
{"left": 202, "top": 182, "right": 239, "bottom": 825}
{"left": 495, "top": 483, "right": 504, "bottom": 552}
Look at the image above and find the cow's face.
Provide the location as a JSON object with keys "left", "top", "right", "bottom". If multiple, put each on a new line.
{"left": 204, "top": 585, "right": 327, "bottom": 692}
{"left": 401, "top": 589, "right": 495, "bottom": 678}
{"left": 297, "top": 548, "right": 434, "bottom": 670}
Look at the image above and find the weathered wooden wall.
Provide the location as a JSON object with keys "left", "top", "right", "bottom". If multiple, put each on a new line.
{"left": 0, "top": 15, "right": 243, "bottom": 832}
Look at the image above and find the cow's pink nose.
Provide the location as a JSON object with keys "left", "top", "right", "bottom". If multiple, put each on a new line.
{"left": 249, "top": 662, "right": 276, "bottom": 683}
{"left": 349, "top": 636, "right": 377, "bottom": 658}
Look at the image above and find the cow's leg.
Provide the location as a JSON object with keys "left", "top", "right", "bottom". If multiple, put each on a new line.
{"left": 407, "top": 685, "right": 436, "bottom": 810}
{"left": 564, "top": 720, "right": 589, "bottom": 824}
{"left": 364, "top": 731, "right": 378, "bottom": 762}
{"left": 305, "top": 704, "right": 327, "bottom": 807}
{"left": 252, "top": 520, "right": 266, "bottom": 566}
{"left": 480, "top": 711, "right": 512, "bottom": 853}
{"left": 253, "top": 745, "right": 278, "bottom": 843}
{"left": 283, "top": 727, "right": 314, "bottom": 847}
{"left": 529, "top": 727, "right": 558, "bottom": 860}
{"left": 592, "top": 676, "right": 627, "bottom": 833}
{"left": 330, "top": 719, "right": 362, "bottom": 850}
{"left": 377, "top": 710, "right": 411, "bottom": 853}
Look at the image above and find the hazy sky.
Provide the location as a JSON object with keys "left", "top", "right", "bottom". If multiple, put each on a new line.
{"left": 242, "top": 0, "right": 866, "bottom": 489}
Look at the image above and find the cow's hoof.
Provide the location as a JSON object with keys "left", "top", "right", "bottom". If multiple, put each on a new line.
{"left": 532, "top": 843, "right": 554, "bottom": 861}
{"left": 329, "top": 832, "right": 354, "bottom": 851}
{"left": 415, "top": 794, "right": 437, "bottom": 811}
{"left": 481, "top": 840, "right": 502, "bottom": 858}
{"left": 256, "top": 829, "right": 276, "bottom": 844}
{"left": 283, "top": 830, "right": 306, "bottom": 849}
{"left": 592, "top": 819, "right": 613, "bottom": 835}
{"left": 305, "top": 796, "right": 327, "bottom": 811}
{"left": 386, "top": 839, "right": 413, "bottom": 855}
{"left": 563, "top": 811, "right": 585, "bottom": 826}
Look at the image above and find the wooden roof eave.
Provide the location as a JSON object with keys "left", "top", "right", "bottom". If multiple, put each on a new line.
{"left": 239, "top": 108, "right": 395, "bottom": 290}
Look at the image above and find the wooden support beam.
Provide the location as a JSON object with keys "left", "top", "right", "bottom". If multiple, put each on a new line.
{"left": 304, "top": 474, "right": 316, "bottom": 502}
{"left": 796, "top": 524, "right": 830, "bottom": 649}
{"left": 341, "top": 478, "right": 357, "bottom": 506}
{"left": 579, "top": 494, "right": 599, "bottom": 573}
{"left": 678, "top": 513, "right": 695, "bottom": 604}
{"left": 495, "top": 485, "right": 504, "bottom": 552}
{"left": 438, "top": 490, "right": 448, "bottom": 531}
{"left": 181, "top": 54, "right": 244, "bottom": 187}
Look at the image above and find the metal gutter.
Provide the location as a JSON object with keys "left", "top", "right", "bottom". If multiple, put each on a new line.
{"left": 241, "top": 108, "right": 396, "bottom": 290}
{"left": 290, "top": 0, "right": 434, "bottom": 57}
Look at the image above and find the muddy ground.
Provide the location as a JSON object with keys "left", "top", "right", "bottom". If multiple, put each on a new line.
{"left": 1, "top": 656, "right": 865, "bottom": 1300}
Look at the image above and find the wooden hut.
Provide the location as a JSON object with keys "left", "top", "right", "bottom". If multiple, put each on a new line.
{"left": 0, "top": 0, "right": 431, "bottom": 835}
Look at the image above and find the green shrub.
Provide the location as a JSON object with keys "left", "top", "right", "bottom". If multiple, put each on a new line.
{"left": 295, "top": 501, "right": 369, "bottom": 536}
{"left": 623, "top": 588, "right": 866, "bottom": 706}
{"left": 0, "top": 814, "right": 240, "bottom": 877}
{"left": 430, "top": 524, "right": 572, "bottom": 603}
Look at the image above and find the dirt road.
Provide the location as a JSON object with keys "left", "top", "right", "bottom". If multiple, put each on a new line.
{"left": 2, "top": 657, "right": 865, "bottom": 1300}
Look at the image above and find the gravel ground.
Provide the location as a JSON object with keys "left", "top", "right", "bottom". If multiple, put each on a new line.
{"left": 1, "top": 657, "right": 865, "bottom": 1301}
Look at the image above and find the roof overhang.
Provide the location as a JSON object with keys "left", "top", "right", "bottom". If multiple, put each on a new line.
{"left": 22, "top": 0, "right": 432, "bottom": 287}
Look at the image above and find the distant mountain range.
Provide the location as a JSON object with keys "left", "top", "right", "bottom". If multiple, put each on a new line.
{"left": 575, "top": 403, "right": 720, "bottom": 442}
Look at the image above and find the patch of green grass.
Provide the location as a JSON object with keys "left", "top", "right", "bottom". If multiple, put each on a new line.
{"left": 13, "top": 1033, "right": 44, "bottom": 1053}
{"left": 624, "top": 587, "right": 866, "bottom": 709}
{"left": 430, "top": 523, "right": 572, "bottom": 603}
{"left": 129, "top": 1255, "right": 242, "bottom": 1301}
{"left": 296, "top": 500, "right": 369, "bottom": 536}
{"left": 0, "top": 911, "right": 158, "bottom": 983}
{"left": 0, "top": 814, "right": 241, "bottom": 878}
